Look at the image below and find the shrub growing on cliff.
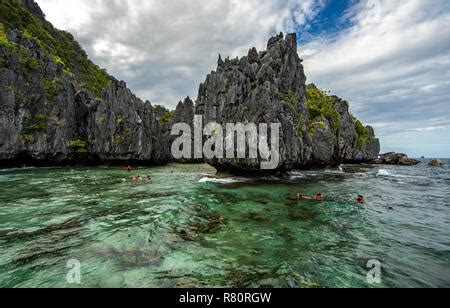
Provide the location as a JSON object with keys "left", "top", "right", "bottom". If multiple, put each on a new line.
{"left": 99, "top": 115, "right": 107, "bottom": 125}
{"left": 0, "top": 22, "right": 12, "bottom": 47}
{"left": 68, "top": 139, "right": 88, "bottom": 153}
{"left": 160, "top": 111, "right": 174, "bottom": 125}
{"left": 18, "top": 48, "right": 41, "bottom": 70}
{"left": 21, "top": 134, "right": 35, "bottom": 144}
{"left": 279, "top": 91, "right": 299, "bottom": 110}
{"left": 54, "top": 56, "right": 65, "bottom": 67}
{"left": 43, "top": 78, "right": 62, "bottom": 102}
{"left": 306, "top": 86, "right": 341, "bottom": 132}
{"left": 354, "top": 119, "right": 371, "bottom": 150}
{"left": 115, "top": 115, "right": 125, "bottom": 126}
{"left": 0, "top": 58, "right": 7, "bottom": 68}
{"left": 23, "top": 114, "right": 48, "bottom": 132}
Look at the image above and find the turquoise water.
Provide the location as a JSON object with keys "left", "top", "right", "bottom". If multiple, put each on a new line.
{"left": 0, "top": 161, "right": 449, "bottom": 288}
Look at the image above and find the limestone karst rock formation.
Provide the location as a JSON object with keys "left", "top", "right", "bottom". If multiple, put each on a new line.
{"left": 0, "top": 0, "right": 380, "bottom": 172}
{"left": 194, "top": 33, "right": 380, "bottom": 173}
{"left": 0, "top": 0, "right": 172, "bottom": 166}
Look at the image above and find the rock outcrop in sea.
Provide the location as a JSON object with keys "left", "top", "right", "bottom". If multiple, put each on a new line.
{"left": 429, "top": 159, "right": 445, "bottom": 167}
{"left": 0, "top": 1, "right": 380, "bottom": 171}
{"left": 373, "top": 152, "right": 420, "bottom": 166}
{"left": 194, "top": 33, "right": 380, "bottom": 173}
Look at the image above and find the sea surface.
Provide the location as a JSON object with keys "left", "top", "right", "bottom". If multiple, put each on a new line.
{"left": 0, "top": 160, "right": 449, "bottom": 288}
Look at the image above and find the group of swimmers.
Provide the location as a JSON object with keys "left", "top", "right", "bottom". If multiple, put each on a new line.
{"left": 125, "top": 166, "right": 153, "bottom": 184}
{"left": 297, "top": 193, "right": 367, "bottom": 205}
{"left": 132, "top": 175, "right": 153, "bottom": 183}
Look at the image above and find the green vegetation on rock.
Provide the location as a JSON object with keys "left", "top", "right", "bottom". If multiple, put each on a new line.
{"left": 279, "top": 91, "right": 299, "bottom": 110}
{"left": 0, "top": 0, "right": 110, "bottom": 97}
{"left": 0, "top": 22, "right": 13, "bottom": 47}
{"left": 8, "top": 86, "right": 25, "bottom": 106}
{"left": 294, "top": 115, "right": 305, "bottom": 136}
{"left": 68, "top": 139, "right": 88, "bottom": 153}
{"left": 112, "top": 134, "right": 126, "bottom": 147}
{"left": 54, "top": 56, "right": 65, "bottom": 67}
{"left": 307, "top": 120, "right": 328, "bottom": 138}
{"left": 23, "top": 114, "right": 48, "bottom": 133}
{"left": 354, "top": 119, "right": 371, "bottom": 150}
{"left": 0, "top": 58, "right": 7, "bottom": 68}
{"left": 18, "top": 48, "right": 40, "bottom": 70}
{"left": 43, "top": 78, "right": 62, "bottom": 102}
{"left": 116, "top": 115, "right": 125, "bottom": 126}
{"left": 306, "top": 86, "right": 341, "bottom": 132}
{"left": 160, "top": 111, "right": 174, "bottom": 125}
{"left": 21, "top": 134, "right": 35, "bottom": 144}
{"left": 99, "top": 115, "right": 107, "bottom": 125}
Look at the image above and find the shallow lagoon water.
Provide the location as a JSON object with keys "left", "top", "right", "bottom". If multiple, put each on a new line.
{"left": 0, "top": 161, "right": 449, "bottom": 288}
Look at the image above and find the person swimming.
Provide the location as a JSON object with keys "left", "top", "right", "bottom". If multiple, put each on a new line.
{"left": 132, "top": 175, "right": 143, "bottom": 182}
{"left": 297, "top": 194, "right": 311, "bottom": 200}
{"left": 357, "top": 195, "right": 367, "bottom": 205}
{"left": 126, "top": 165, "right": 132, "bottom": 172}
{"left": 315, "top": 193, "right": 323, "bottom": 201}
{"left": 147, "top": 176, "right": 153, "bottom": 184}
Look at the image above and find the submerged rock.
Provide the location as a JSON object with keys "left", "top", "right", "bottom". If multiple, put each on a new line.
{"left": 247, "top": 212, "right": 271, "bottom": 222}
{"left": 342, "top": 166, "right": 368, "bottom": 174}
{"left": 373, "top": 152, "right": 420, "bottom": 166}
{"left": 175, "top": 212, "right": 226, "bottom": 241}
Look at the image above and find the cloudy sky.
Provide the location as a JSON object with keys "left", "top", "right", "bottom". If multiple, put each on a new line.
{"left": 35, "top": 0, "right": 450, "bottom": 157}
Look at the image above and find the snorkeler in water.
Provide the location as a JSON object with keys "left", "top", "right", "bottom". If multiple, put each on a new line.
{"left": 297, "top": 194, "right": 311, "bottom": 200}
{"left": 357, "top": 195, "right": 367, "bottom": 205}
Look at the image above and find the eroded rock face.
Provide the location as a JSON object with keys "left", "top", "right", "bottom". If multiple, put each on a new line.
{"left": 373, "top": 153, "right": 420, "bottom": 166}
{"left": 0, "top": 29, "right": 172, "bottom": 166}
{"left": 194, "top": 33, "right": 380, "bottom": 173}
{"left": 20, "top": 0, "right": 46, "bottom": 21}
{"left": 1, "top": 1, "right": 381, "bottom": 170}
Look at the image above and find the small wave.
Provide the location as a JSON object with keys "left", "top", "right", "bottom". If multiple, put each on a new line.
{"left": 376, "top": 169, "right": 428, "bottom": 180}
{"left": 199, "top": 177, "right": 240, "bottom": 184}
{"left": 290, "top": 169, "right": 344, "bottom": 180}
{"left": 290, "top": 171, "right": 307, "bottom": 180}
{"left": 377, "top": 169, "right": 394, "bottom": 177}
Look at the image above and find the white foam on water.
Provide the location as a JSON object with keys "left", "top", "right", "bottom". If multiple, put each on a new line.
{"left": 199, "top": 177, "right": 240, "bottom": 184}
{"left": 376, "top": 169, "right": 427, "bottom": 179}
{"left": 377, "top": 169, "right": 394, "bottom": 177}
{"left": 290, "top": 171, "right": 307, "bottom": 180}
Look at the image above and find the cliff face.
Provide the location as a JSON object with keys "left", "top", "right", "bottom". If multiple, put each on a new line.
{"left": 0, "top": 1, "right": 380, "bottom": 170}
{"left": 0, "top": 0, "right": 172, "bottom": 166}
{"left": 195, "top": 33, "right": 380, "bottom": 173}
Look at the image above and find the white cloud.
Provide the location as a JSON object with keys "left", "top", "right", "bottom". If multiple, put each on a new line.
{"left": 36, "top": 0, "right": 321, "bottom": 106}
{"left": 300, "top": 0, "right": 450, "bottom": 156}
